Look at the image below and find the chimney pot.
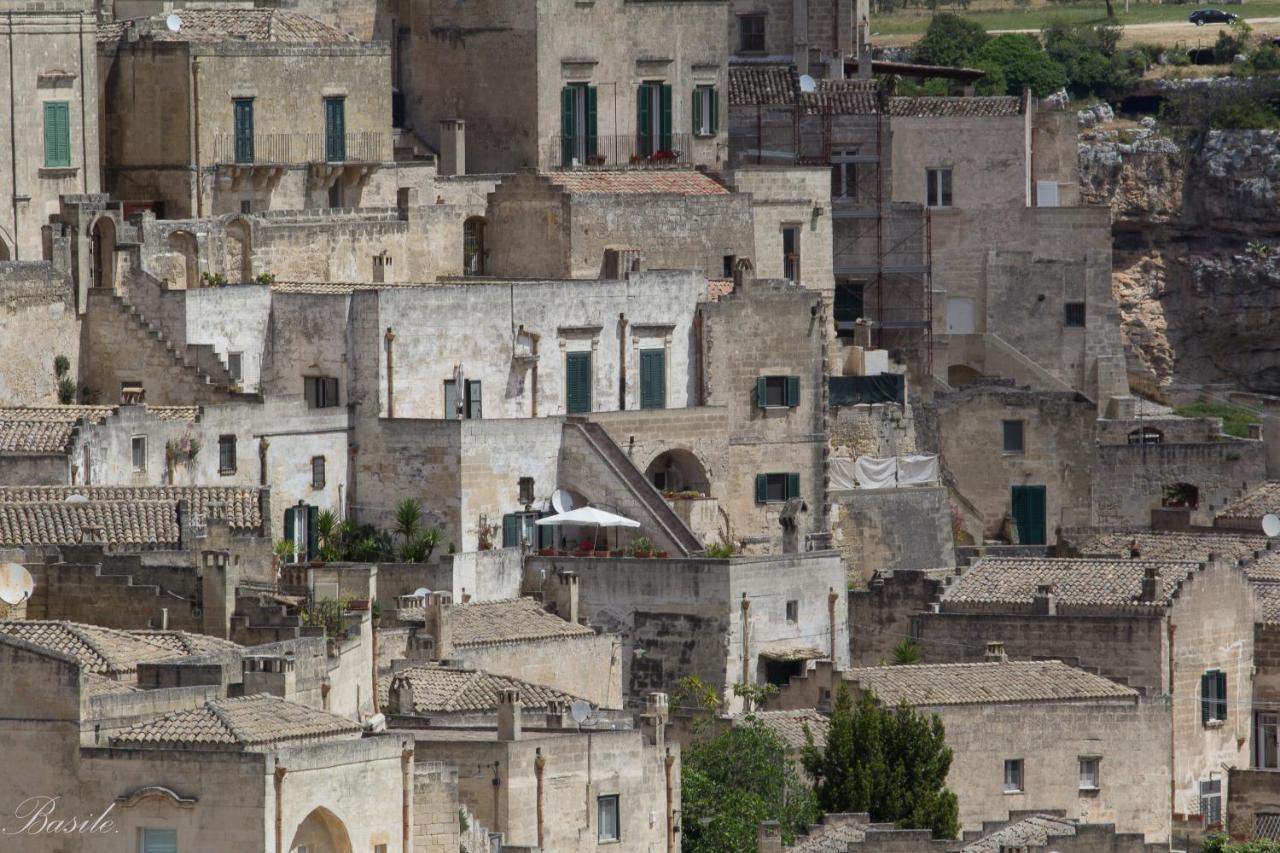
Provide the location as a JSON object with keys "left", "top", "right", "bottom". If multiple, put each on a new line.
{"left": 1140, "top": 566, "right": 1161, "bottom": 603}
{"left": 497, "top": 688, "right": 522, "bottom": 741}
{"left": 984, "top": 640, "right": 1008, "bottom": 662}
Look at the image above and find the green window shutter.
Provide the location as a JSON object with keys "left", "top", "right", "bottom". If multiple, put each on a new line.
{"left": 561, "top": 86, "right": 576, "bottom": 167}
{"left": 567, "top": 352, "right": 592, "bottom": 414}
{"left": 538, "top": 514, "right": 555, "bottom": 548}
{"left": 325, "top": 97, "right": 346, "bottom": 162}
{"left": 755, "top": 474, "right": 768, "bottom": 504}
{"left": 234, "top": 98, "right": 254, "bottom": 163}
{"left": 283, "top": 506, "right": 296, "bottom": 545}
{"left": 692, "top": 88, "right": 703, "bottom": 135}
{"left": 637, "top": 84, "right": 652, "bottom": 156}
{"left": 786, "top": 473, "right": 800, "bottom": 500}
{"left": 444, "top": 380, "right": 457, "bottom": 418}
{"left": 710, "top": 87, "right": 720, "bottom": 134}
{"left": 306, "top": 505, "right": 318, "bottom": 561}
{"left": 585, "top": 87, "right": 598, "bottom": 159}
{"left": 640, "top": 349, "right": 665, "bottom": 410}
{"left": 659, "top": 84, "right": 673, "bottom": 150}
{"left": 1216, "top": 670, "right": 1228, "bottom": 722}
{"left": 502, "top": 513, "right": 520, "bottom": 548}
{"left": 467, "top": 380, "right": 482, "bottom": 419}
{"left": 43, "top": 101, "right": 71, "bottom": 168}
{"left": 1201, "top": 672, "right": 1212, "bottom": 724}
{"left": 756, "top": 376, "right": 768, "bottom": 409}
{"left": 786, "top": 375, "right": 800, "bottom": 407}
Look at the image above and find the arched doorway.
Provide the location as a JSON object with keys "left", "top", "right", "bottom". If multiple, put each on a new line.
{"left": 463, "top": 216, "right": 486, "bottom": 275}
{"left": 0, "top": 236, "right": 10, "bottom": 261}
{"left": 168, "top": 230, "right": 199, "bottom": 289}
{"left": 1163, "top": 482, "right": 1199, "bottom": 509}
{"left": 947, "top": 364, "right": 983, "bottom": 387}
{"left": 644, "top": 448, "right": 710, "bottom": 495}
{"left": 287, "top": 807, "right": 353, "bottom": 853}
{"left": 91, "top": 217, "right": 117, "bottom": 291}
{"left": 224, "top": 218, "right": 252, "bottom": 283}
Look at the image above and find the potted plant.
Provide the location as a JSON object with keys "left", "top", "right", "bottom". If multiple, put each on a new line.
{"left": 630, "top": 536, "right": 653, "bottom": 558}
{"left": 654, "top": 549, "right": 669, "bottom": 559}
{"left": 575, "top": 538, "right": 596, "bottom": 557}
{"left": 538, "top": 546, "right": 558, "bottom": 557}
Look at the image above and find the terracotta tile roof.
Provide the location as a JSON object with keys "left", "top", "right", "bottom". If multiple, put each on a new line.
{"left": 130, "top": 631, "right": 242, "bottom": 656}
{"left": 786, "top": 816, "right": 868, "bottom": 852}
{"left": 0, "top": 406, "right": 197, "bottom": 454}
{"left": 736, "top": 709, "right": 828, "bottom": 751}
{"left": 83, "top": 671, "right": 141, "bottom": 698}
{"left": 888, "top": 96, "right": 1021, "bottom": 117}
{"left": 942, "top": 557, "right": 1196, "bottom": 608}
{"left": 0, "top": 500, "right": 179, "bottom": 549}
{"left": 1075, "top": 530, "right": 1268, "bottom": 564}
{"left": 963, "top": 814, "right": 1077, "bottom": 852}
{"left": 0, "top": 486, "right": 263, "bottom": 531}
{"left": 842, "top": 660, "right": 1137, "bottom": 706}
{"left": 1245, "top": 552, "right": 1280, "bottom": 582}
{"left": 99, "top": 9, "right": 356, "bottom": 45}
{"left": 401, "top": 597, "right": 596, "bottom": 646}
{"left": 1220, "top": 482, "right": 1280, "bottom": 519}
{"left": 707, "top": 278, "right": 734, "bottom": 301}
{"left": 801, "top": 79, "right": 880, "bottom": 115}
{"left": 1253, "top": 583, "right": 1280, "bottom": 624}
{"left": 111, "top": 693, "right": 363, "bottom": 750}
{"left": 380, "top": 664, "right": 583, "bottom": 714}
{"left": 0, "top": 621, "right": 181, "bottom": 675}
{"left": 545, "top": 171, "right": 729, "bottom": 196}
{"left": 729, "top": 64, "right": 799, "bottom": 106}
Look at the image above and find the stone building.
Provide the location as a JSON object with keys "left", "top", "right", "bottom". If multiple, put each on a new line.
{"left": 381, "top": 660, "right": 594, "bottom": 727}
{"left": 770, "top": 656, "right": 1171, "bottom": 842}
{"left": 403, "top": 0, "right": 729, "bottom": 174}
{"left": 98, "top": 9, "right": 432, "bottom": 219}
{"left": 0, "top": 0, "right": 100, "bottom": 262}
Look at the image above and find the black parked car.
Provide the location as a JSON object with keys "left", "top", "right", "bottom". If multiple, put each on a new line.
{"left": 1189, "top": 8, "right": 1240, "bottom": 25}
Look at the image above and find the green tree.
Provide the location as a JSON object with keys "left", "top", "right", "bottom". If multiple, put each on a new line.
{"left": 802, "top": 685, "right": 960, "bottom": 839}
{"left": 682, "top": 722, "right": 818, "bottom": 853}
{"left": 976, "top": 34, "right": 1067, "bottom": 97}
{"left": 1042, "top": 22, "right": 1142, "bottom": 99}
{"left": 891, "top": 639, "right": 922, "bottom": 665}
{"left": 913, "top": 13, "right": 989, "bottom": 68}
{"left": 1203, "top": 835, "right": 1280, "bottom": 853}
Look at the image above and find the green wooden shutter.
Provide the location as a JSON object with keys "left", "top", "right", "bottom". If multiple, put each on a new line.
{"left": 710, "top": 87, "right": 720, "bottom": 134}
{"left": 640, "top": 349, "right": 665, "bottom": 410}
{"left": 561, "top": 86, "right": 576, "bottom": 167}
{"left": 756, "top": 377, "right": 768, "bottom": 409}
{"left": 692, "top": 88, "right": 703, "bottom": 135}
{"left": 659, "top": 84, "right": 673, "bottom": 150}
{"left": 1201, "top": 672, "right": 1212, "bottom": 724}
{"left": 306, "top": 505, "right": 318, "bottom": 561}
{"left": 502, "top": 513, "right": 520, "bottom": 547}
{"left": 786, "top": 376, "right": 800, "bottom": 407}
{"left": 43, "top": 101, "right": 71, "bottom": 168}
{"left": 234, "top": 98, "right": 254, "bottom": 163}
{"left": 1216, "top": 670, "right": 1228, "bottom": 722}
{"left": 755, "top": 474, "right": 768, "bottom": 504}
{"left": 283, "top": 506, "right": 296, "bottom": 546}
{"left": 444, "top": 380, "right": 456, "bottom": 418}
{"left": 538, "top": 513, "right": 555, "bottom": 548}
{"left": 786, "top": 473, "right": 800, "bottom": 500}
{"left": 637, "top": 84, "right": 652, "bottom": 156}
{"left": 325, "top": 97, "right": 345, "bottom": 162}
{"left": 566, "top": 352, "right": 592, "bottom": 414}
{"left": 585, "top": 87, "right": 598, "bottom": 160}
{"left": 467, "top": 380, "right": 483, "bottom": 419}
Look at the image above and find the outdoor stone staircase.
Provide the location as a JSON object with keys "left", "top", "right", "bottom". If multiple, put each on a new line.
{"left": 102, "top": 291, "right": 238, "bottom": 393}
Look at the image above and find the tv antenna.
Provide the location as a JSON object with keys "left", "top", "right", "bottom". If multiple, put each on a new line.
{"left": 0, "top": 563, "right": 35, "bottom": 606}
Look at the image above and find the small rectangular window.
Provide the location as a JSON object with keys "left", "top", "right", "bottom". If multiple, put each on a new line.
{"left": 926, "top": 168, "right": 953, "bottom": 208}
{"left": 1064, "top": 302, "right": 1086, "bottom": 327}
{"left": 1202, "top": 670, "right": 1228, "bottom": 724}
{"left": 518, "top": 476, "right": 535, "bottom": 505}
{"left": 1201, "top": 778, "right": 1223, "bottom": 826}
{"left": 444, "top": 379, "right": 482, "bottom": 419}
{"left": 43, "top": 101, "right": 71, "bottom": 168}
{"left": 782, "top": 225, "right": 800, "bottom": 283}
{"left": 1002, "top": 420, "right": 1025, "bottom": 454}
{"left": 131, "top": 436, "right": 147, "bottom": 472}
{"left": 1003, "top": 758, "right": 1024, "bottom": 793}
{"left": 239, "top": 199, "right": 252, "bottom": 215}
{"left": 757, "top": 375, "right": 799, "bottom": 409}
{"left": 304, "top": 376, "right": 339, "bottom": 408}
{"left": 139, "top": 827, "right": 178, "bottom": 853}
{"left": 693, "top": 86, "right": 719, "bottom": 136}
{"left": 374, "top": 845, "right": 387, "bottom": 853}
{"left": 597, "top": 794, "right": 620, "bottom": 842}
{"left": 227, "top": 352, "right": 243, "bottom": 383}
{"left": 311, "top": 456, "right": 326, "bottom": 490}
{"left": 834, "top": 282, "right": 864, "bottom": 338}
{"left": 785, "top": 600, "right": 798, "bottom": 622}
{"left": 1257, "top": 712, "right": 1280, "bottom": 769}
{"left": 1078, "top": 756, "right": 1100, "bottom": 790}
{"left": 756, "top": 472, "right": 799, "bottom": 504}
{"left": 722, "top": 254, "right": 736, "bottom": 278}
{"left": 218, "top": 435, "right": 236, "bottom": 475}
{"left": 739, "top": 14, "right": 766, "bottom": 52}
{"left": 832, "top": 150, "right": 859, "bottom": 201}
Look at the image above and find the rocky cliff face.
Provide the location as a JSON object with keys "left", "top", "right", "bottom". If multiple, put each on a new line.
{"left": 1080, "top": 123, "right": 1280, "bottom": 395}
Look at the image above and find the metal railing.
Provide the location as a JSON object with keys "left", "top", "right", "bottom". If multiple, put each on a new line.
{"left": 544, "top": 132, "right": 696, "bottom": 170}
{"left": 212, "top": 131, "right": 388, "bottom": 165}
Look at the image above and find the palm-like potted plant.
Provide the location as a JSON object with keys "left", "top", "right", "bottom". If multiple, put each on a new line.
{"left": 630, "top": 536, "right": 654, "bottom": 558}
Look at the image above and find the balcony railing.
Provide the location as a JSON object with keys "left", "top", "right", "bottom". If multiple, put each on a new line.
{"left": 212, "top": 131, "right": 388, "bottom": 166}
{"left": 544, "top": 132, "right": 697, "bottom": 170}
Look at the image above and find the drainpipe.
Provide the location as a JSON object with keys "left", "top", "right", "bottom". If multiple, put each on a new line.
{"left": 535, "top": 748, "right": 545, "bottom": 849}
{"left": 740, "top": 592, "right": 751, "bottom": 706}
{"left": 618, "top": 313, "right": 628, "bottom": 410}
{"left": 78, "top": 12, "right": 87, "bottom": 194}
{"left": 191, "top": 54, "right": 203, "bottom": 218}
{"left": 371, "top": 612, "right": 380, "bottom": 713}
{"left": 7, "top": 13, "right": 19, "bottom": 259}
{"left": 273, "top": 765, "right": 287, "bottom": 853}
{"left": 1169, "top": 619, "right": 1177, "bottom": 821}
{"left": 401, "top": 747, "right": 413, "bottom": 851}
{"left": 828, "top": 587, "right": 838, "bottom": 661}
{"left": 491, "top": 762, "right": 502, "bottom": 834}
{"left": 258, "top": 437, "right": 269, "bottom": 487}
{"left": 384, "top": 326, "right": 396, "bottom": 417}
{"left": 664, "top": 747, "right": 675, "bottom": 853}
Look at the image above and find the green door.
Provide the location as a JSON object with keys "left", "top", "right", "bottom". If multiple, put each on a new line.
{"left": 640, "top": 348, "right": 665, "bottom": 410}
{"left": 234, "top": 98, "right": 254, "bottom": 163}
{"left": 324, "top": 97, "right": 346, "bottom": 162}
{"left": 566, "top": 351, "right": 592, "bottom": 414}
{"left": 1011, "top": 485, "right": 1047, "bottom": 545}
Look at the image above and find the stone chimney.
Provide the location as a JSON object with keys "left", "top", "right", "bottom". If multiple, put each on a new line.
{"left": 497, "top": 688, "right": 522, "bottom": 741}
{"left": 545, "top": 699, "right": 566, "bottom": 729}
{"left": 425, "top": 592, "right": 453, "bottom": 659}
{"left": 406, "top": 630, "right": 437, "bottom": 662}
{"left": 242, "top": 655, "right": 297, "bottom": 698}
{"left": 640, "top": 691, "right": 669, "bottom": 746}
{"left": 984, "top": 641, "right": 1008, "bottom": 663}
{"left": 757, "top": 821, "right": 783, "bottom": 853}
{"left": 438, "top": 119, "right": 466, "bottom": 176}
{"left": 1032, "top": 583, "right": 1057, "bottom": 616}
{"left": 1141, "top": 566, "right": 1161, "bottom": 603}
{"left": 552, "top": 571, "right": 579, "bottom": 625}
{"left": 388, "top": 672, "right": 413, "bottom": 715}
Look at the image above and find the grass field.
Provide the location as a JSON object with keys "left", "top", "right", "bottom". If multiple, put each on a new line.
{"left": 872, "top": 0, "right": 1280, "bottom": 38}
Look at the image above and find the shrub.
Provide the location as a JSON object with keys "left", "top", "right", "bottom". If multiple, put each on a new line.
{"left": 1214, "top": 19, "right": 1253, "bottom": 64}
{"left": 913, "top": 13, "right": 989, "bottom": 68}
{"left": 976, "top": 34, "right": 1067, "bottom": 97}
{"left": 704, "top": 541, "right": 734, "bottom": 558}
{"left": 56, "top": 376, "right": 77, "bottom": 405}
{"left": 1250, "top": 43, "right": 1280, "bottom": 71}
{"left": 53, "top": 354, "right": 70, "bottom": 377}
{"left": 1172, "top": 402, "right": 1261, "bottom": 438}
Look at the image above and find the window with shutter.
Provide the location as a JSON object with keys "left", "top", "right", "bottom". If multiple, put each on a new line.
{"left": 758, "top": 376, "right": 792, "bottom": 408}
{"left": 502, "top": 513, "right": 520, "bottom": 548}
{"left": 561, "top": 86, "right": 577, "bottom": 168}
{"left": 324, "top": 97, "right": 346, "bottom": 162}
{"left": 467, "top": 380, "right": 483, "bottom": 419}
{"left": 444, "top": 380, "right": 457, "bottom": 418}
{"left": 140, "top": 828, "right": 178, "bottom": 853}
{"left": 659, "top": 84, "right": 673, "bottom": 151}
{"left": 233, "top": 98, "right": 254, "bottom": 164}
{"left": 218, "top": 435, "right": 236, "bottom": 475}
{"left": 566, "top": 352, "right": 592, "bottom": 414}
{"left": 43, "top": 101, "right": 71, "bottom": 168}
{"left": 637, "top": 83, "right": 653, "bottom": 157}
{"left": 693, "top": 87, "right": 719, "bottom": 136}
{"left": 786, "top": 472, "right": 800, "bottom": 499}
{"left": 640, "top": 349, "right": 665, "bottom": 410}
{"left": 1202, "top": 670, "right": 1227, "bottom": 724}
{"left": 756, "top": 473, "right": 794, "bottom": 503}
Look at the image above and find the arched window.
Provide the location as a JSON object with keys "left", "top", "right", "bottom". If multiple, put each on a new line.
{"left": 463, "top": 217, "right": 486, "bottom": 276}
{"left": 90, "top": 217, "right": 117, "bottom": 291}
{"left": 1162, "top": 482, "right": 1199, "bottom": 509}
{"left": 1128, "top": 426, "right": 1164, "bottom": 445}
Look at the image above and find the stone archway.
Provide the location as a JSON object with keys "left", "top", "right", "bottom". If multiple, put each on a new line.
{"left": 168, "top": 230, "right": 199, "bottom": 289}
{"left": 224, "top": 218, "right": 252, "bottom": 283}
{"left": 947, "top": 364, "right": 983, "bottom": 388}
{"left": 287, "top": 806, "right": 353, "bottom": 853}
{"left": 90, "top": 217, "right": 117, "bottom": 291}
{"left": 644, "top": 448, "right": 710, "bottom": 496}
{"left": 0, "top": 235, "right": 10, "bottom": 261}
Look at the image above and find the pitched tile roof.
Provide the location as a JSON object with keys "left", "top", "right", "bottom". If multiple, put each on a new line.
{"left": 380, "top": 664, "right": 583, "bottom": 715}
{"left": 546, "top": 170, "right": 729, "bottom": 195}
{"left": 1253, "top": 583, "right": 1280, "bottom": 624}
{"left": 736, "top": 709, "right": 829, "bottom": 751}
{"left": 888, "top": 96, "right": 1021, "bottom": 117}
{"left": 0, "top": 486, "right": 263, "bottom": 531}
{"left": 0, "top": 500, "right": 179, "bottom": 549}
{"left": 0, "top": 406, "right": 199, "bottom": 454}
{"left": 1075, "top": 530, "right": 1268, "bottom": 565}
{"left": 0, "top": 621, "right": 181, "bottom": 675}
{"left": 99, "top": 9, "right": 356, "bottom": 45}
{"left": 942, "top": 557, "right": 1197, "bottom": 608}
{"left": 83, "top": 671, "right": 142, "bottom": 698}
{"left": 130, "top": 631, "right": 242, "bottom": 656}
{"left": 707, "top": 278, "right": 734, "bottom": 302}
{"left": 111, "top": 694, "right": 363, "bottom": 750}
{"left": 786, "top": 816, "right": 868, "bottom": 852}
{"left": 729, "top": 64, "right": 799, "bottom": 106}
{"left": 963, "top": 814, "right": 1077, "bottom": 852}
{"left": 841, "top": 660, "right": 1137, "bottom": 706}
{"left": 1220, "top": 482, "right": 1280, "bottom": 519}
{"left": 451, "top": 598, "right": 595, "bottom": 647}
{"left": 801, "top": 79, "right": 880, "bottom": 115}
{"left": 1245, "top": 551, "right": 1280, "bottom": 582}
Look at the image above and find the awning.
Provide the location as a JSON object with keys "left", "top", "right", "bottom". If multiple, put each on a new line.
{"left": 758, "top": 646, "right": 824, "bottom": 663}
{"left": 535, "top": 507, "right": 640, "bottom": 528}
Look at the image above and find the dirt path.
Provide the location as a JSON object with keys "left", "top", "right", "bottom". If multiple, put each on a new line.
{"left": 875, "top": 15, "right": 1280, "bottom": 46}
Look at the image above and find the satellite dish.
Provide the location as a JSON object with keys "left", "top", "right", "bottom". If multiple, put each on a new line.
{"left": 799, "top": 74, "right": 817, "bottom": 93}
{"left": 165, "top": 13, "right": 182, "bottom": 32}
{"left": 64, "top": 494, "right": 88, "bottom": 503}
{"left": 568, "top": 699, "right": 592, "bottom": 724}
{"left": 412, "top": 587, "right": 430, "bottom": 598}
{"left": 0, "top": 563, "right": 34, "bottom": 606}
{"left": 1264, "top": 514, "right": 1280, "bottom": 538}
{"left": 551, "top": 489, "right": 574, "bottom": 514}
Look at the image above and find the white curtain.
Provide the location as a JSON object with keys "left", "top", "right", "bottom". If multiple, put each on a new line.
{"left": 854, "top": 456, "right": 897, "bottom": 489}
{"left": 830, "top": 457, "right": 859, "bottom": 490}
{"left": 897, "top": 454, "right": 939, "bottom": 485}
{"left": 841, "top": 454, "right": 940, "bottom": 488}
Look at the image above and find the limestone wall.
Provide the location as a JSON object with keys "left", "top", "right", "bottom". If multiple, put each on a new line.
{"left": 831, "top": 486, "right": 955, "bottom": 587}
{"left": 0, "top": 262, "right": 80, "bottom": 405}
